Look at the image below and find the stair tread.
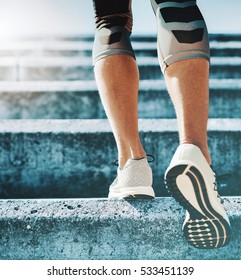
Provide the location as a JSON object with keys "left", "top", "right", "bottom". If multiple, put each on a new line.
{"left": 0, "top": 197, "right": 239, "bottom": 218}
{"left": 0, "top": 56, "right": 240, "bottom": 65}
{"left": 0, "top": 118, "right": 240, "bottom": 133}
{"left": 0, "top": 37, "right": 241, "bottom": 51}
{"left": 0, "top": 79, "right": 241, "bottom": 92}
{"left": 0, "top": 197, "right": 240, "bottom": 259}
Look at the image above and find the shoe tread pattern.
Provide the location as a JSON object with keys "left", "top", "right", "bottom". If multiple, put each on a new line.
{"left": 165, "top": 164, "right": 231, "bottom": 249}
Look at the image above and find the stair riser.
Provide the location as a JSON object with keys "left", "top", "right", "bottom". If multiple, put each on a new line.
{"left": 1, "top": 48, "right": 240, "bottom": 58}
{"left": 0, "top": 127, "right": 240, "bottom": 198}
{"left": 0, "top": 64, "right": 240, "bottom": 81}
{"left": 0, "top": 88, "right": 240, "bottom": 119}
{"left": 18, "top": 65, "right": 241, "bottom": 81}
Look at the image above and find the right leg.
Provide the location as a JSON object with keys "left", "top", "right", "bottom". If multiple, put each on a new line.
{"left": 150, "top": 0, "right": 231, "bottom": 248}
{"left": 92, "top": 0, "right": 154, "bottom": 198}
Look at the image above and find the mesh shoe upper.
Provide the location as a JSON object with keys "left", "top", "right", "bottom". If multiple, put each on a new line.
{"left": 109, "top": 157, "right": 155, "bottom": 198}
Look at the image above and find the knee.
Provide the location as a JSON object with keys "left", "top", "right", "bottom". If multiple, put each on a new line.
{"left": 92, "top": 0, "right": 135, "bottom": 65}
{"left": 150, "top": 0, "right": 210, "bottom": 72}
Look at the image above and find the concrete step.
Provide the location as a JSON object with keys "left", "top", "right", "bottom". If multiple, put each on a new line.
{"left": 211, "top": 41, "right": 241, "bottom": 57}
{"left": 0, "top": 119, "right": 240, "bottom": 199}
{"left": 209, "top": 33, "right": 241, "bottom": 42}
{"left": 0, "top": 197, "right": 240, "bottom": 259}
{"left": 0, "top": 56, "right": 240, "bottom": 81}
{"left": 0, "top": 79, "right": 241, "bottom": 119}
{"left": 1, "top": 40, "right": 241, "bottom": 57}
{"left": 0, "top": 80, "right": 104, "bottom": 119}
{"left": 4, "top": 33, "right": 240, "bottom": 42}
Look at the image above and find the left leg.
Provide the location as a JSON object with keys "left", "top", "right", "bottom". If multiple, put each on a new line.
{"left": 92, "top": 0, "right": 155, "bottom": 199}
{"left": 165, "top": 58, "right": 210, "bottom": 164}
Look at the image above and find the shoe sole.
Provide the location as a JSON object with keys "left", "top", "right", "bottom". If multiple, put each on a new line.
{"left": 108, "top": 186, "right": 155, "bottom": 199}
{"left": 165, "top": 164, "right": 231, "bottom": 249}
{"left": 124, "top": 195, "right": 154, "bottom": 199}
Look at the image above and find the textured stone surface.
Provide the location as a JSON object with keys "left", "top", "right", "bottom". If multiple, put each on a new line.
{"left": 0, "top": 197, "right": 240, "bottom": 260}
{"left": 0, "top": 119, "right": 240, "bottom": 198}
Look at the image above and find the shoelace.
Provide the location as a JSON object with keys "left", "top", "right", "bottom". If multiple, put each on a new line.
{"left": 211, "top": 165, "right": 226, "bottom": 204}
{"left": 112, "top": 154, "right": 155, "bottom": 167}
{"left": 213, "top": 180, "right": 223, "bottom": 203}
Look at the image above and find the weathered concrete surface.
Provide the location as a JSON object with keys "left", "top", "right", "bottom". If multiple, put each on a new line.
{"left": 0, "top": 119, "right": 240, "bottom": 198}
{"left": 0, "top": 79, "right": 240, "bottom": 119}
{"left": 0, "top": 197, "right": 240, "bottom": 260}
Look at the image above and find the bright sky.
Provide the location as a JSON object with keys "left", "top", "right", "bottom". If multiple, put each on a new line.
{"left": 0, "top": 0, "right": 240, "bottom": 38}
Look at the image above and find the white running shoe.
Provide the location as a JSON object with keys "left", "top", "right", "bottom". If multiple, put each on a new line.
{"left": 165, "top": 144, "right": 231, "bottom": 249}
{"left": 108, "top": 157, "right": 155, "bottom": 199}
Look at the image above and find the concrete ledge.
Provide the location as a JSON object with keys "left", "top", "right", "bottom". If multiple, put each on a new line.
{"left": 0, "top": 40, "right": 240, "bottom": 57}
{"left": 0, "top": 33, "right": 240, "bottom": 42}
{"left": 0, "top": 79, "right": 240, "bottom": 119}
{"left": 0, "top": 119, "right": 240, "bottom": 198}
{"left": 0, "top": 57, "right": 239, "bottom": 81}
{"left": 22, "top": 56, "right": 241, "bottom": 81}
{"left": 0, "top": 197, "right": 240, "bottom": 260}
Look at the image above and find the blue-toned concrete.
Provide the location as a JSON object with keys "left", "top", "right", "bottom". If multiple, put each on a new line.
{"left": 0, "top": 79, "right": 240, "bottom": 119}
{"left": 0, "top": 197, "right": 240, "bottom": 260}
{"left": 0, "top": 119, "right": 240, "bottom": 198}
